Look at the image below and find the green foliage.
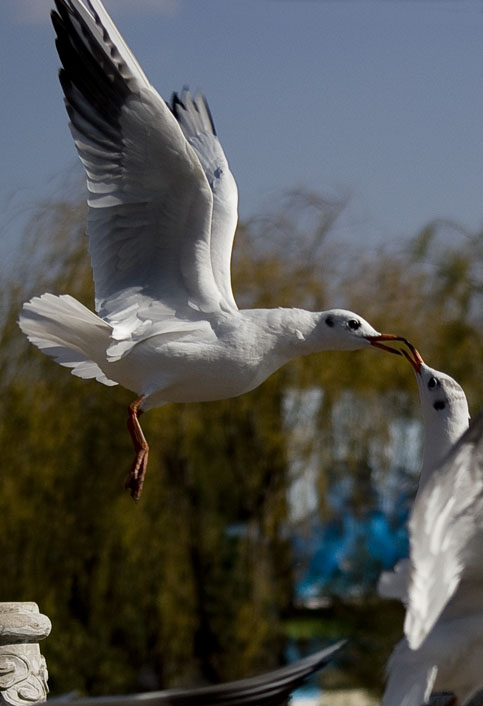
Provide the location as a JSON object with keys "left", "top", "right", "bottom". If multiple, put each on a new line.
{"left": 0, "top": 191, "right": 481, "bottom": 696}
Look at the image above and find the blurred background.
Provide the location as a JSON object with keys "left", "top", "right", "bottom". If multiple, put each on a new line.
{"left": 0, "top": 0, "right": 482, "bottom": 701}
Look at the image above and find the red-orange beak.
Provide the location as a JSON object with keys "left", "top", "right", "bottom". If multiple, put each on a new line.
{"left": 400, "top": 340, "right": 424, "bottom": 374}
{"left": 364, "top": 333, "right": 408, "bottom": 356}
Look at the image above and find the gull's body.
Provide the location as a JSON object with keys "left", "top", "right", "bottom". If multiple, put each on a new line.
{"left": 380, "top": 348, "right": 483, "bottom": 706}
{"left": 22, "top": 299, "right": 379, "bottom": 411}
{"left": 19, "top": 0, "right": 399, "bottom": 498}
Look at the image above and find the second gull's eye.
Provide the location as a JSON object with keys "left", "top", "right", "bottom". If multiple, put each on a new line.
{"left": 348, "top": 319, "right": 361, "bottom": 331}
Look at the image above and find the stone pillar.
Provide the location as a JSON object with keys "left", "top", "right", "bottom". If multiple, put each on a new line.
{"left": 0, "top": 603, "right": 51, "bottom": 706}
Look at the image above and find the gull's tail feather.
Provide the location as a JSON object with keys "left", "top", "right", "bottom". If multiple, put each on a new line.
{"left": 18, "top": 293, "right": 117, "bottom": 387}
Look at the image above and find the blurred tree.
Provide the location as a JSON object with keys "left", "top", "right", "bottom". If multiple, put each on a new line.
{"left": 0, "top": 190, "right": 481, "bottom": 697}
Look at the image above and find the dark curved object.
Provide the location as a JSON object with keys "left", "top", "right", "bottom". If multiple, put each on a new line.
{"left": 52, "top": 641, "right": 345, "bottom": 706}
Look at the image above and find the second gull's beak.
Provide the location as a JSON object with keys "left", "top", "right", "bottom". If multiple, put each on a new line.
{"left": 400, "top": 341, "right": 424, "bottom": 374}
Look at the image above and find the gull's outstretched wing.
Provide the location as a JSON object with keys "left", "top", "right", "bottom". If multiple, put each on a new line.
{"left": 171, "top": 90, "right": 239, "bottom": 311}
{"left": 52, "top": 0, "right": 228, "bottom": 340}
{"left": 50, "top": 642, "right": 345, "bottom": 706}
{"left": 405, "top": 414, "right": 483, "bottom": 650}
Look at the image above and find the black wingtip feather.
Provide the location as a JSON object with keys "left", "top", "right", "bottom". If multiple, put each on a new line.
{"left": 51, "top": 0, "right": 131, "bottom": 135}
{"left": 170, "top": 88, "right": 218, "bottom": 137}
{"left": 171, "top": 91, "right": 186, "bottom": 118}
{"left": 200, "top": 94, "right": 217, "bottom": 136}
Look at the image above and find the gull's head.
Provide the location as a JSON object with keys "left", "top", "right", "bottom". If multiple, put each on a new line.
{"left": 417, "top": 364, "right": 469, "bottom": 426}
{"left": 315, "top": 309, "right": 402, "bottom": 352}
{"left": 401, "top": 343, "right": 470, "bottom": 472}
{"left": 402, "top": 342, "right": 470, "bottom": 427}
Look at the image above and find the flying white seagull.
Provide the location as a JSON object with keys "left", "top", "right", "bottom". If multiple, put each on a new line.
{"left": 379, "top": 344, "right": 483, "bottom": 706}
{"left": 19, "top": 0, "right": 402, "bottom": 499}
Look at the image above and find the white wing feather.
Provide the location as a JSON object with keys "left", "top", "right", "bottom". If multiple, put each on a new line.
{"left": 171, "top": 90, "right": 239, "bottom": 310}
{"left": 405, "top": 415, "right": 483, "bottom": 649}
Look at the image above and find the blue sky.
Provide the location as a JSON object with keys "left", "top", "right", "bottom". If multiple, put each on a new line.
{"left": 2, "top": 0, "right": 483, "bottom": 263}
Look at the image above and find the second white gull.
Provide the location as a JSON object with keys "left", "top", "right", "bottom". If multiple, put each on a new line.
{"left": 379, "top": 344, "right": 483, "bottom": 706}
{"left": 18, "top": 0, "right": 402, "bottom": 499}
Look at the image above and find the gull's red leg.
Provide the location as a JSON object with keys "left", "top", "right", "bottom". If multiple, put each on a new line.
{"left": 125, "top": 396, "right": 149, "bottom": 501}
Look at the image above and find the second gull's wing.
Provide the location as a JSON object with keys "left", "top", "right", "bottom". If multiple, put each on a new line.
{"left": 381, "top": 638, "right": 438, "bottom": 706}
{"left": 405, "top": 414, "right": 483, "bottom": 649}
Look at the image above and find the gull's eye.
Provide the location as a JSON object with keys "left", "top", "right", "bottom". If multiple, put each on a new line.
{"left": 433, "top": 400, "right": 446, "bottom": 411}
{"left": 325, "top": 316, "right": 335, "bottom": 327}
{"left": 428, "top": 376, "right": 439, "bottom": 390}
{"left": 348, "top": 319, "right": 361, "bottom": 331}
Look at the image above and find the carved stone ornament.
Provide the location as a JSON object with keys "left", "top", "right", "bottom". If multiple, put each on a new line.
{"left": 0, "top": 603, "right": 51, "bottom": 706}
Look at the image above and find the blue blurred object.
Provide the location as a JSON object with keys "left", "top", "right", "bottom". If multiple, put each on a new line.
{"left": 293, "top": 478, "right": 411, "bottom": 601}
